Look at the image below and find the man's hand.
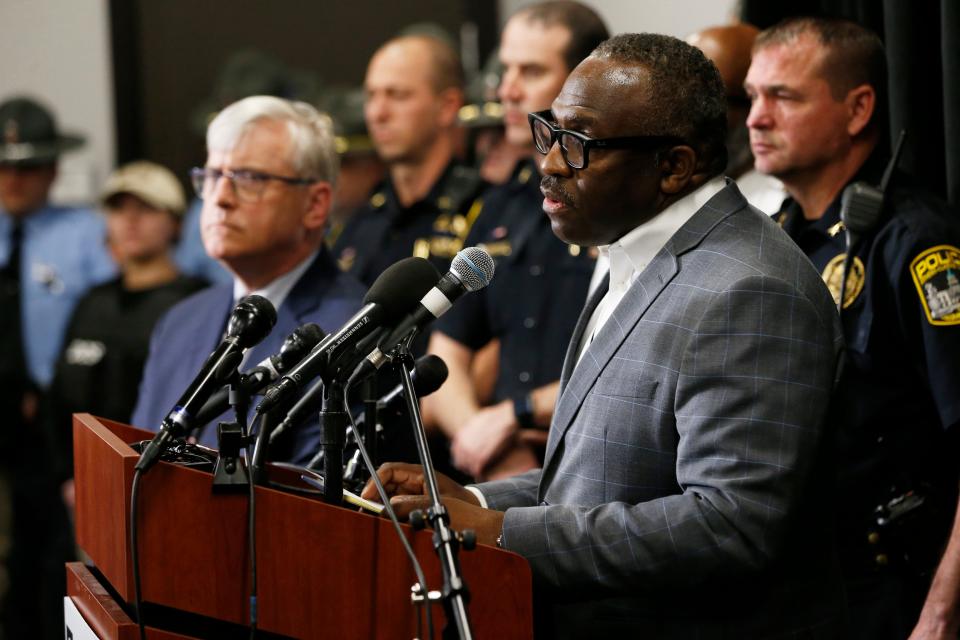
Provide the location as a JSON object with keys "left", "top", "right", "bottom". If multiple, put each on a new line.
{"left": 389, "top": 495, "right": 505, "bottom": 547}
{"left": 360, "top": 462, "right": 479, "bottom": 505}
{"left": 450, "top": 400, "right": 517, "bottom": 478}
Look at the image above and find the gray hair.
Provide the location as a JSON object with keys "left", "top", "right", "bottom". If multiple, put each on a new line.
{"left": 207, "top": 95, "right": 339, "bottom": 185}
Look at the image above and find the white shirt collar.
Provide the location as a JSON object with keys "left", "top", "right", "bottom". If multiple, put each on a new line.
{"left": 232, "top": 250, "right": 319, "bottom": 311}
{"left": 598, "top": 176, "right": 726, "bottom": 292}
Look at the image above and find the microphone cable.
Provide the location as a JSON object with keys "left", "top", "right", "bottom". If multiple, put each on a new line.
{"left": 130, "top": 467, "right": 147, "bottom": 640}
{"left": 341, "top": 381, "right": 434, "bottom": 640}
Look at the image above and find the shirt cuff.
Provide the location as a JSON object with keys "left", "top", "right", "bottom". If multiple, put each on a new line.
{"left": 465, "top": 485, "right": 489, "bottom": 509}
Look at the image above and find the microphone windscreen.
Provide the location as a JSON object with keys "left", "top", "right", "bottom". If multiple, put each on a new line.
{"left": 452, "top": 247, "right": 495, "bottom": 292}
{"left": 228, "top": 294, "right": 278, "bottom": 348}
{"left": 363, "top": 257, "right": 441, "bottom": 320}
{"left": 413, "top": 354, "right": 448, "bottom": 396}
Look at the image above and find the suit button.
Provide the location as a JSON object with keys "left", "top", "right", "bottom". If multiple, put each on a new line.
{"left": 523, "top": 317, "right": 536, "bottom": 328}
{"left": 519, "top": 371, "right": 531, "bottom": 382}
{"left": 529, "top": 265, "right": 543, "bottom": 276}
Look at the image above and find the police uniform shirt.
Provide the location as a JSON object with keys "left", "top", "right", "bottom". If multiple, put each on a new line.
{"left": 333, "top": 162, "right": 486, "bottom": 288}
{"left": 776, "top": 154, "right": 960, "bottom": 550}
{"left": 435, "top": 159, "right": 596, "bottom": 403}
{"left": 45, "top": 274, "right": 208, "bottom": 479}
{"left": 0, "top": 205, "right": 117, "bottom": 388}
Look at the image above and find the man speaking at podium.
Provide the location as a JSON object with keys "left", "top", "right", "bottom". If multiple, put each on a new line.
{"left": 365, "top": 34, "right": 847, "bottom": 637}
{"left": 132, "top": 96, "right": 365, "bottom": 463}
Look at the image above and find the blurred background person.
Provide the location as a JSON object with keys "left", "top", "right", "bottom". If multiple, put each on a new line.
{"left": 423, "top": 1, "right": 608, "bottom": 481}
{"left": 687, "top": 22, "right": 785, "bottom": 215}
{"left": 333, "top": 32, "right": 486, "bottom": 287}
{"left": 320, "top": 85, "right": 386, "bottom": 244}
{"left": 44, "top": 160, "right": 208, "bottom": 513}
{"left": 0, "top": 95, "right": 116, "bottom": 640}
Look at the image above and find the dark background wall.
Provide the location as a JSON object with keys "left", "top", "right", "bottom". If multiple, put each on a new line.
{"left": 110, "top": 0, "right": 498, "bottom": 188}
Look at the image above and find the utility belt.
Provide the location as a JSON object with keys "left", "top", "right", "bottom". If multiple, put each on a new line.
{"left": 840, "top": 481, "right": 954, "bottom": 579}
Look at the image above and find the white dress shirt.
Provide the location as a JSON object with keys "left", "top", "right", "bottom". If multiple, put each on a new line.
{"left": 576, "top": 177, "right": 726, "bottom": 363}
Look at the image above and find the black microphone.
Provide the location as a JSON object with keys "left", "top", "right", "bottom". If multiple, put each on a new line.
{"left": 135, "top": 295, "right": 277, "bottom": 471}
{"left": 349, "top": 246, "right": 495, "bottom": 384}
{"left": 376, "top": 354, "right": 449, "bottom": 412}
{"left": 270, "top": 354, "right": 449, "bottom": 444}
{"left": 191, "top": 322, "right": 326, "bottom": 427}
{"left": 256, "top": 257, "right": 440, "bottom": 413}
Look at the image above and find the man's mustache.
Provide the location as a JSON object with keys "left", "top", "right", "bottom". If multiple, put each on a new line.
{"left": 540, "top": 176, "right": 574, "bottom": 206}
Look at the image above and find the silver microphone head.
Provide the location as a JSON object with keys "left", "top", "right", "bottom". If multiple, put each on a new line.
{"left": 451, "top": 246, "right": 495, "bottom": 292}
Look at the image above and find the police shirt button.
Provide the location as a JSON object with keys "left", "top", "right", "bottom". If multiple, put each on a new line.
{"left": 523, "top": 317, "right": 536, "bottom": 329}
{"left": 529, "top": 265, "right": 543, "bottom": 276}
{"left": 875, "top": 554, "right": 889, "bottom": 566}
{"left": 867, "top": 532, "right": 881, "bottom": 545}
{"left": 519, "top": 371, "right": 531, "bottom": 383}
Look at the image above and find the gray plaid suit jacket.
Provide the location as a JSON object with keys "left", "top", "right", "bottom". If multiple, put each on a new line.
{"left": 477, "top": 181, "right": 846, "bottom": 638}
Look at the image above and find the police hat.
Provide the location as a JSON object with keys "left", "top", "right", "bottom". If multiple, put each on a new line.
{"left": 319, "top": 86, "right": 376, "bottom": 157}
{"left": 101, "top": 161, "right": 187, "bottom": 217}
{"left": 0, "top": 96, "right": 85, "bottom": 166}
{"left": 458, "top": 52, "right": 504, "bottom": 130}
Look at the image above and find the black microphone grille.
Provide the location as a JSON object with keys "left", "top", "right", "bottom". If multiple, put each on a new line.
{"left": 452, "top": 246, "right": 495, "bottom": 292}
{"left": 228, "top": 294, "right": 278, "bottom": 348}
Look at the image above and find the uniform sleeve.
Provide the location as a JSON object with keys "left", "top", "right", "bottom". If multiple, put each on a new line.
{"left": 892, "top": 217, "right": 960, "bottom": 431}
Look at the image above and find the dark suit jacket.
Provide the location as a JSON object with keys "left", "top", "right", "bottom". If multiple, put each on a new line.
{"left": 477, "top": 182, "right": 847, "bottom": 638}
{"left": 131, "top": 248, "right": 366, "bottom": 465}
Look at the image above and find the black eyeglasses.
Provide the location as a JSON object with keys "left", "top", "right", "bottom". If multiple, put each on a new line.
{"left": 528, "top": 110, "right": 685, "bottom": 170}
{"left": 190, "top": 167, "right": 316, "bottom": 203}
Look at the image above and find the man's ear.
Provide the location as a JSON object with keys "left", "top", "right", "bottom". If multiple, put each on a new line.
{"left": 845, "top": 83, "right": 875, "bottom": 138}
{"left": 659, "top": 145, "right": 697, "bottom": 195}
{"left": 436, "top": 87, "right": 464, "bottom": 129}
{"left": 302, "top": 181, "right": 332, "bottom": 231}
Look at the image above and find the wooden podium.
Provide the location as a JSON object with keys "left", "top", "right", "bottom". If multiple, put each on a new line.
{"left": 68, "top": 414, "right": 533, "bottom": 639}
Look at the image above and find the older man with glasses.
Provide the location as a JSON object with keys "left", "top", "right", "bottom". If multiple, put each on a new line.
{"left": 131, "top": 95, "right": 365, "bottom": 463}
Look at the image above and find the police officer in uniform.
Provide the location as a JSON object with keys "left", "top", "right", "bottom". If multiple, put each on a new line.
{"left": 333, "top": 33, "right": 485, "bottom": 287}
{"left": 746, "top": 18, "right": 960, "bottom": 639}
{"left": 423, "top": 1, "right": 609, "bottom": 481}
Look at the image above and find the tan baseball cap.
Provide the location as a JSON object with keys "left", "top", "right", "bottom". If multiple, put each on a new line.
{"left": 101, "top": 160, "right": 186, "bottom": 216}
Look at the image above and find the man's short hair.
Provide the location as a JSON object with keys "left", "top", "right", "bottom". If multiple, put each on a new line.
{"left": 376, "top": 34, "right": 465, "bottom": 94}
{"left": 755, "top": 17, "right": 887, "bottom": 108}
{"left": 514, "top": 1, "right": 610, "bottom": 72}
{"left": 207, "top": 95, "right": 339, "bottom": 185}
{"left": 592, "top": 33, "right": 728, "bottom": 176}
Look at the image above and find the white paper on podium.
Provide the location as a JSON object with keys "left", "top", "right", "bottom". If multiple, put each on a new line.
{"left": 64, "top": 596, "right": 100, "bottom": 639}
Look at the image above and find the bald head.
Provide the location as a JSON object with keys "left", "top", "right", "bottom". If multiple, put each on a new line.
{"left": 371, "top": 35, "right": 464, "bottom": 94}
{"left": 687, "top": 23, "right": 759, "bottom": 177}
{"left": 687, "top": 24, "right": 759, "bottom": 101}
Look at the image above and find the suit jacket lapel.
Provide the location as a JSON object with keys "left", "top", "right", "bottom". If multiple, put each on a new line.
{"left": 543, "top": 250, "right": 679, "bottom": 470}
{"left": 542, "top": 181, "right": 750, "bottom": 474}
{"left": 242, "top": 250, "right": 334, "bottom": 368}
{"left": 559, "top": 272, "right": 609, "bottom": 391}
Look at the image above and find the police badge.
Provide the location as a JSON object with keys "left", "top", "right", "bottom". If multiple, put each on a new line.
{"left": 910, "top": 245, "right": 960, "bottom": 325}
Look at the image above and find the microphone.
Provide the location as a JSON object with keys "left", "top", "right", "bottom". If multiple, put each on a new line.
{"left": 191, "top": 322, "right": 326, "bottom": 427}
{"left": 256, "top": 257, "right": 440, "bottom": 413}
{"left": 350, "top": 246, "right": 494, "bottom": 383}
{"left": 270, "top": 354, "right": 449, "bottom": 445}
{"left": 135, "top": 295, "right": 277, "bottom": 471}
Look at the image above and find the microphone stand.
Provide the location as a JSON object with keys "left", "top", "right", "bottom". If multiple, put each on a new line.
{"left": 392, "top": 337, "right": 474, "bottom": 640}
{"left": 319, "top": 379, "right": 347, "bottom": 506}
{"left": 361, "top": 375, "right": 379, "bottom": 476}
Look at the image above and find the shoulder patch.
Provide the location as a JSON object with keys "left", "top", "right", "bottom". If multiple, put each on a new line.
{"left": 821, "top": 253, "right": 865, "bottom": 309}
{"left": 910, "top": 245, "right": 960, "bottom": 325}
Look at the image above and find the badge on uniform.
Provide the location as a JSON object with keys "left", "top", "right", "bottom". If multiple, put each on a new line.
{"left": 910, "top": 245, "right": 960, "bottom": 325}
{"left": 822, "top": 253, "right": 865, "bottom": 309}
